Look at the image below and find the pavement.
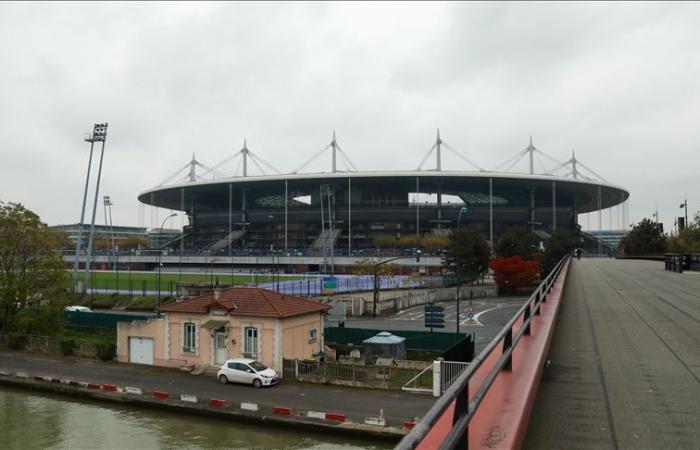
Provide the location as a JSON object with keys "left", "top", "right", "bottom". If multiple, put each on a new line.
{"left": 0, "top": 351, "right": 435, "bottom": 428}
{"left": 523, "top": 258, "right": 700, "bottom": 450}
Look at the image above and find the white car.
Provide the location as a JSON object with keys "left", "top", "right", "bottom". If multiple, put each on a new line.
{"left": 217, "top": 358, "right": 279, "bottom": 388}
{"left": 64, "top": 306, "right": 93, "bottom": 313}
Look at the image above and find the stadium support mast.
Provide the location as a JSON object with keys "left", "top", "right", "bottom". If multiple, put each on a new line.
{"left": 242, "top": 139, "right": 249, "bottom": 177}
{"left": 528, "top": 136, "right": 535, "bottom": 175}
{"left": 417, "top": 130, "right": 483, "bottom": 172}
{"left": 331, "top": 131, "right": 337, "bottom": 173}
{"left": 571, "top": 150, "right": 578, "bottom": 179}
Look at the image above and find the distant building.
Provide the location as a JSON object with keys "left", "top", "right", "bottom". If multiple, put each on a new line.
{"left": 587, "top": 229, "right": 629, "bottom": 249}
{"left": 148, "top": 228, "right": 181, "bottom": 249}
{"left": 52, "top": 224, "right": 148, "bottom": 247}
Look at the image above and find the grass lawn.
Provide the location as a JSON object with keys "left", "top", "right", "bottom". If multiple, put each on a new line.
{"left": 67, "top": 271, "right": 302, "bottom": 293}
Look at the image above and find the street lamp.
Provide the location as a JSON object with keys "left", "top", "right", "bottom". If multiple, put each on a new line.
{"left": 457, "top": 206, "right": 469, "bottom": 228}
{"left": 372, "top": 250, "right": 421, "bottom": 318}
{"left": 679, "top": 199, "right": 688, "bottom": 231}
{"left": 157, "top": 212, "right": 177, "bottom": 303}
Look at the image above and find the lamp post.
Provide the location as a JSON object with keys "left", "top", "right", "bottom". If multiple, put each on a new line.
{"left": 372, "top": 250, "right": 421, "bottom": 318}
{"left": 680, "top": 199, "right": 688, "bottom": 231}
{"left": 157, "top": 212, "right": 177, "bottom": 303}
{"left": 457, "top": 206, "right": 468, "bottom": 228}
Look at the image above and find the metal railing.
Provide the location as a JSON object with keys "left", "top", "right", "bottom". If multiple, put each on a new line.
{"left": 396, "top": 254, "right": 570, "bottom": 450}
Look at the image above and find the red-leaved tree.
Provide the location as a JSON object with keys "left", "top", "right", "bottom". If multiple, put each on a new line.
{"left": 488, "top": 255, "right": 540, "bottom": 292}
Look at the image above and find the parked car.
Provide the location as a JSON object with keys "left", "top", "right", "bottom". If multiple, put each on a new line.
{"left": 217, "top": 358, "right": 278, "bottom": 388}
{"left": 64, "top": 305, "right": 93, "bottom": 313}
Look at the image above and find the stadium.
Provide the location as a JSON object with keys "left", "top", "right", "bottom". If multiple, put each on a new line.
{"left": 138, "top": 134, "right": 629, "bottom": 265}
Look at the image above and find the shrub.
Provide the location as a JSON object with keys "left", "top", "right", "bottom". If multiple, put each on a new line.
{"left": 489, "top": 256, "right": 540, "bottom": 293}
{"left": 8, "top": 334, "right": 27, "bottom": 350}
{"left": 96, "top": 342, "right": 116, "bottom": 361}
{"left": 59, "top": 339, "right": 76, "bottom": 356}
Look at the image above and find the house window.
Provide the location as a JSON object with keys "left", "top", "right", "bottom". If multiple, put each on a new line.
{"left": 244, "top": 327, "right": 258, "bottom": 357}
{"left": 308, "top": 329, "right": 317, "bottom": 342}
{"left": 183, "top": 322, "right": 197, "bottom": 352}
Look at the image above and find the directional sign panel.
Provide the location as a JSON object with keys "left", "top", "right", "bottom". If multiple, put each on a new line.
{"left": 425, "top": 304, "right": 445, "bottom": 329}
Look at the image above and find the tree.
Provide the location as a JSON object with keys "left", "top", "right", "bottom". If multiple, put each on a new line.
{"left": 488, "top": 256, "right": 540, "bottom": 293}
{"left": 373, "top": 234, "right": 397, "bottom": 249}
{"left": 495, "top": 227, "right": 540, "bottom": 260}
{"left": 540, "top": 229, "right": 578, "bottom": 273}
{"left": 0, "top": 202, "right": 66, "bottom": 332}
{"left": 398, "top": 234, "right": 422, "bottom": 248}
{"left": 442, "top": 228, "right": 490, "bottom": 283}
{"left": 668, "top": 211, "right": 700, "bottom": 253}
{"left": 120, "top": 236, "right": 148, "bottom": 250}
{"left": 622, "top": 218, "right": 666, "bottom": 255}
{"left": 51, "top": 229, "right": 74, "bottom": 250}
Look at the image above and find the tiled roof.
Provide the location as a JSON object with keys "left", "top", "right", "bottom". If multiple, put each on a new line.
{"left": 158, "top": 287, "right": 329, "bottom": 319}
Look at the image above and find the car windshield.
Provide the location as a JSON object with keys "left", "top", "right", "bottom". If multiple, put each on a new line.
{"left": 249, "top": 361, "right": 267, "bottom": 371}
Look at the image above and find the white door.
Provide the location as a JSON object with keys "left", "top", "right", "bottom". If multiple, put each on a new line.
{"left": 129, "top": 337, "right": 154, "bottom": 365}
{"left": 214, "top": 332, "right": 227, "bottom": 365}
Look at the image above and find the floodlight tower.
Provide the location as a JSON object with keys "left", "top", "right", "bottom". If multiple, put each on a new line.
{"left": 82, "top": 123, "right": 109, "bottom": 293}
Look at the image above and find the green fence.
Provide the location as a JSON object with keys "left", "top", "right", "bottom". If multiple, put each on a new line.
{"left": 324, "top": 327, "right": 470, "bottom": 352}
{"left": 65, "top": 311, "right": 152, "bottom": 330}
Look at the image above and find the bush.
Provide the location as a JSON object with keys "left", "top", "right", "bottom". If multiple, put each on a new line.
{"left": 59, "top": 339, "right": 76, "bottom": 356}
{"left": 8, "top": 334, "right": 27, "bottom": 350}
{"left": 96, "top": 342, "right": 116, "bottom": 361}
{"left": 489, "top": 256, "right": 541, "bottom": 294}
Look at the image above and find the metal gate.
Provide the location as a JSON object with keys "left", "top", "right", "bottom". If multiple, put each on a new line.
{"left": 441, "top": 360, "right": 469, "bottom": 393}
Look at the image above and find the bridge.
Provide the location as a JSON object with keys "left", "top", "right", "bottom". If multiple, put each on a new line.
{"left": 397, "top": 258, "right": 700, "bottom": 450}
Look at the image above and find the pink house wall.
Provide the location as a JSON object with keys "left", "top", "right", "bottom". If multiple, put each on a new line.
{"left": 118, "top": 311, "right": 324, "bottom": 374}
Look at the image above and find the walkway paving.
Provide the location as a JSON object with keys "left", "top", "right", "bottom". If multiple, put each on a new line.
{"left": 524, "top": 259, "right": 700, "bottom": 450}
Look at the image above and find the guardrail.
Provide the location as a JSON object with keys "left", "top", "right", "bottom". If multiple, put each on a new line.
{"left": 395, "top": 254, "right": 570, "bottom": 450}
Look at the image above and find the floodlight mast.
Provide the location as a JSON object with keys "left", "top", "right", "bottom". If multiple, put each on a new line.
{"left": 71, "top": 132, "right": 97, "bottom": 292}
{"left": 82, "top": 122, "right": 108, "bottom": 293}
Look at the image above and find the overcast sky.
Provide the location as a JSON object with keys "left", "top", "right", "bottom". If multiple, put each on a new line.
{"left": 1, "top": 2, "right": 698, "bottom": 233}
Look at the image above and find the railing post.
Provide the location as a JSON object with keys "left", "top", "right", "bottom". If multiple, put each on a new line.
{"left": 453, "top": 378, "right": 469, "bottom": 450}
{"left": 503, "top": 327, "right": 513, "bottom": 371}
{"left": 523, "top": 303, "right": 531, "bottom": 336}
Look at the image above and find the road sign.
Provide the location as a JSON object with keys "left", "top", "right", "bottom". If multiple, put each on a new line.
{"left": 425, "top": 304, "right": 445, "bottom": 329}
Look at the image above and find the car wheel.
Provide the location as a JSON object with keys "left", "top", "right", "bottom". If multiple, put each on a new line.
{"left": 218, "top": 375, "right": 228, "bottom": 385}
{"left": 253, "top": 378, "right": 262, "bottom": 388}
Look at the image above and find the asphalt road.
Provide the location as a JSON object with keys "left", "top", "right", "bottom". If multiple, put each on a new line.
{"left": 0, "top": 351, "right": 434, "bottom": 427}
{"left": 341, "top": 296, "right": 528, "bottom": 353}
{"left": 524, "top": 258, "right": 700, "bottom": 450}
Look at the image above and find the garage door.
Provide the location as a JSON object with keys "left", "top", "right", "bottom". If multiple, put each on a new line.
{"left": 129, "top": 337, "right": 154, "bottom": 365}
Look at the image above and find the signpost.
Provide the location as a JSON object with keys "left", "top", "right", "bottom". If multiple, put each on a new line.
{"left": 424, "top": 304, "right": 445, "bottom": 331}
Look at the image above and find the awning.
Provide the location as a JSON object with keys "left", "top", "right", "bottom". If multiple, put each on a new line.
{"left": 201, "top": 320, "right": 228, "bottom": 330}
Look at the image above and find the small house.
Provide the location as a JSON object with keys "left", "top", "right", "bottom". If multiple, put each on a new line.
{"left": 117, "top": 287, "right": 329, "bottom": 376}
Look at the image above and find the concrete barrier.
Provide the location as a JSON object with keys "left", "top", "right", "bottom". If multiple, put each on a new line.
{"left": 180, "top": 394, "right": 197, "bottom": 403}
{"left": 209, "top": 399, "right": 225, "bottom": 407}
{"left": 87, "top": 383, "right": 101, "bottom": 390}
{"left": 240, "top": 402, "right": 258, "bottom": 411}
{"left": 16, "top": 372, "right": 29, "bottom": 379}
{"left": 272, "top": 406, "right": 292, "bottom": 415}
{"left": 152, "top": 391, "right": 169, "bottom": 399}
{"left": 306, "top": 411, "right": 326, "bottom": 420}
{"left": 60, "top": 379, "right": 71, "bottom": 385}
{"left": 0, "top": 369, "right": 10, "bottom": 376}
{"left": 125, "top": 387, "right": 143, "bottom": 395}
{"left": 404, "top": 421, "right": 416, "bottom": 430}
{"left": 102, "top": 384, "right": 118, "bottom": 392}
{"left": 325, "top": 412, "right": 346, "bottom": 423}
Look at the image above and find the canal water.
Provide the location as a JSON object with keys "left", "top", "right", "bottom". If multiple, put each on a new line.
{"left": 0, "top": 387, "right": 393, "bottom": 450}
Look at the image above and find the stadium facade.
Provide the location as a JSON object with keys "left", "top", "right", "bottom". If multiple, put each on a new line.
{"left": 138, "top": 135, "right": 629, "bottom": 255}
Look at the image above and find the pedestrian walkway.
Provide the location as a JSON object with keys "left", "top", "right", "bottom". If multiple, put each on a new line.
{"left": 524, "top": 259, "right": 700, "bottom": 450}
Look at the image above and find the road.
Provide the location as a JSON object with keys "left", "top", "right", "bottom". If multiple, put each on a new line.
{"left": 340, "top": 296, "right": 528, "bottom": 352}
{"left": 0, "top": 351, "right": 434, "bottom": 427}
